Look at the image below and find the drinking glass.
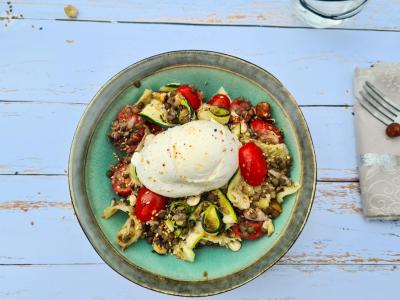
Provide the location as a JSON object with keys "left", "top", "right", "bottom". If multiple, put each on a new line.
{"left": 292, "top": 0, "right": 369, "bottom": 28}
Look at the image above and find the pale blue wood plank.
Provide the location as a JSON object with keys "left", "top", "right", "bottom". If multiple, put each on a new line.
{"left": 0, "top": 175, "right": 99, "bottom": 264}
{"left": 1, "top": 177, "right": 399, "bottom": 265}
{"left": 1, "top": 264, "right": 399, "bottom": 299}
{"left": 303, "top": 106, "right": 357, "bottom": 181}
{"left": 0, "top": 20, "right": 399, "bottom": 105}
{"left": 0, "top": 102, "right": 356, "bottom": 180}
{"left": 0, "top": 102, "right": 82, "bottom": 175}
{"left": 1, "top": 0, "right": 399, "bottom": 31}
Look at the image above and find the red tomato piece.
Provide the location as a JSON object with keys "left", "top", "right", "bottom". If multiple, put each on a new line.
{"left": 250, "top": 119, "right": 283, "bottom": 143}
{"left": 232, "top": 221, "right": 264, "bottom": 240}
{"left": 135, "top": 187, "right": 167, "bottom": 222}
{"left": 111, "top": 164, "right": 133, "bottom": 196}
{"left": 177, "top": 85, "right": 202, "bottom": 110}
{"left": 208, "top": 94, "right": 230, "bottom": 109}
{"left": 238, "top": 142, "right": 267, "bottom": 186}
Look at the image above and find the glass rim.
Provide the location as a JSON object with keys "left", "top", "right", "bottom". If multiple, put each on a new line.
{"left": 298, "top": 0, "right": 369, "bottom": 20}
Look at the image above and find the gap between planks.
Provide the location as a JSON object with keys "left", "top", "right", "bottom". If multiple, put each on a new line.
{"left": 2, "top": 16, "right": 400, "bottom": 33}
{"left": 0, "top": 262, "right": 398, "bottom": 267}
{"left": 0, "top": 174, "right": 359, "bottom": 182}
{"left": 0, "top": 99, "right": 354, "bottom": 108}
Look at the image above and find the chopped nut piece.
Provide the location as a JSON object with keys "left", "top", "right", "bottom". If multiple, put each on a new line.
{"left": 186, "top": 195, "right": 201, "bottom": 206}
{"left": 228, "top": 240, "right": 241, "bottom": 251}
{"left": 64, "top": 4, "right": 78, "bottom": 18}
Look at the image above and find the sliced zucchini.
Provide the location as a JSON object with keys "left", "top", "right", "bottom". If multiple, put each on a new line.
{"left": 159, "top": 83, "right": 181, "bottom": 92}
{"left": 173, "top": 222, "right": 204, "bottom": 262}
{"left": 135, "top": 125, "right": 149, "bottom": 152}
{"left": 164, "top": 219, "right": 175, "bottom": 232}
{"left": 178, "top": 107, "right": 191, "bottom": 124}
{"left": 139, "top": 99, "right": 175, "bottom": 128}
{"left": 176, "top": 94, "right": 195, "bottom": 119}
{"left": 276, "top": 182, "right": 301, "bottom": 203}
{"left": 102, "top": 199, "right": 131, "bottom": 219}
{"left": 254, "top": 142, "right": 290, "bottom": 160}
{"left": 127, "top": 164, "right": 141, "bottom": 186}
{"left": 168, "top": 200, "right": 189, "bottom": 213}
{"left": 209, "top": 105, "right": 230, "bottom": 117}
{"left": 152, "top": 240, "right": 167, "bottom": 255}
{"left": 151, "top": 91, "right": 168, "bottom": 103}
{"left": 201, "top": 205, "right": 223, "bottom": 234}
{"left": 197, "top": 104, "right": 230, "bottom": 124}
{"left": 136, "top": 89, "right": 153, "bottom": 105}
{"left": 115, "top": 215, "right": 142, "bottom": 250}
{"left": 174, "top": 228, "right": 182, "bottom": 237}
{"left": 226, "top": 170, "right": 251, "bottom": 210}
{"left": 201, "top": 233, "right": 241, "bottom": 251}
{"left": 188, "top": 200, "right": 214, "bottom": 223}
{"left": 230, "top": 123, "right": 241, "bottom": 138}
{"left": 214, "top": 189, "right": 237, "bottom": 225}
{"left": 240, "top": 119, "right": 248, "bottom": 134}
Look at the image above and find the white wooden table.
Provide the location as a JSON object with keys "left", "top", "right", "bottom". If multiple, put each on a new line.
{"left": 1, "top": 1, "right": 400, "bottom": 299}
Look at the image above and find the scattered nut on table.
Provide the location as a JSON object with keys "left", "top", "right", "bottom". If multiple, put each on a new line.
{"left": 64, "top": 5, "right": 78, "bottom": 18}
{"left": 386, "top": 122, "right": 400, "bottom": 138}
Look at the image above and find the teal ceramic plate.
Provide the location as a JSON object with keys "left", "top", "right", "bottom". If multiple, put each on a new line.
{"left": 69, "top": 51, "right": 316, "bottom": 296}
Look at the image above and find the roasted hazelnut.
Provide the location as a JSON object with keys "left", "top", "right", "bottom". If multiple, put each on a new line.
{"left": 386, "top": 122, "right": 400, "bottom": 138}
{"left": 64, "top": 4, "right": 78, "bottom": 18}
{"left": 256, "top": 102, "right": 271, "bottom": 119}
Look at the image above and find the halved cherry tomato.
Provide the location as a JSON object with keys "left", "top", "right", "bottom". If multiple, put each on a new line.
{"left": 208, "top": 94, "right": 230, "bottom": 109}
{"left": 111, "top": 164, "right": 132, "bottom": 196}
{"left": 232, "top": 221, "right": 264, "bottom": 240}
{"left": 177, "top": 85, "right": 202, "bottom": 110}
{"left": 135, "top": 187, "right": 167, "bottom": 222}
{"left": 239, "top": 142, "right": 267, "bottom": 186}
{"left": 250, "top": 119, "right": 283, "bottom": 143}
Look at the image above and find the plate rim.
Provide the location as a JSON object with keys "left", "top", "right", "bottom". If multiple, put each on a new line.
{"left": 68, "top": 50, "right": 317, "bottom": 296}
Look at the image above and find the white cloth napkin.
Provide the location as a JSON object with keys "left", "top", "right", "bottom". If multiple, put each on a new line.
{"left": 354, "top": 63, "right": 400, "bottom": 220}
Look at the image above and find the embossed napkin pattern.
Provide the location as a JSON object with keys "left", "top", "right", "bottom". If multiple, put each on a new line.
{"left": 354, "top": 63, "right": 400, "bottom": 220}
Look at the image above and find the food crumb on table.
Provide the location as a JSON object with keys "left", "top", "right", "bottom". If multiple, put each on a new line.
{"left": 64, "top": 4, "right": 78, "bottom": 18}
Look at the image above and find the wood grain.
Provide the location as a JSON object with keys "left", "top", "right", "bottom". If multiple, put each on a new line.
{"left": 0, "top": 20, "right": 400, "bottom": 105}
{"left": 0, "top": 176, "right": 399, "bottom": 265}
{"left": 1, "top": 0, "right": 400, "bottom": 31}
{"left": 1, "top": 264, "right": 399, "bottom": 299}
{"left": 1, "top": 5, "right": 399, "bottom": 297}
{"left": 0, "top": 102, "right": 356, "bottom": 180}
